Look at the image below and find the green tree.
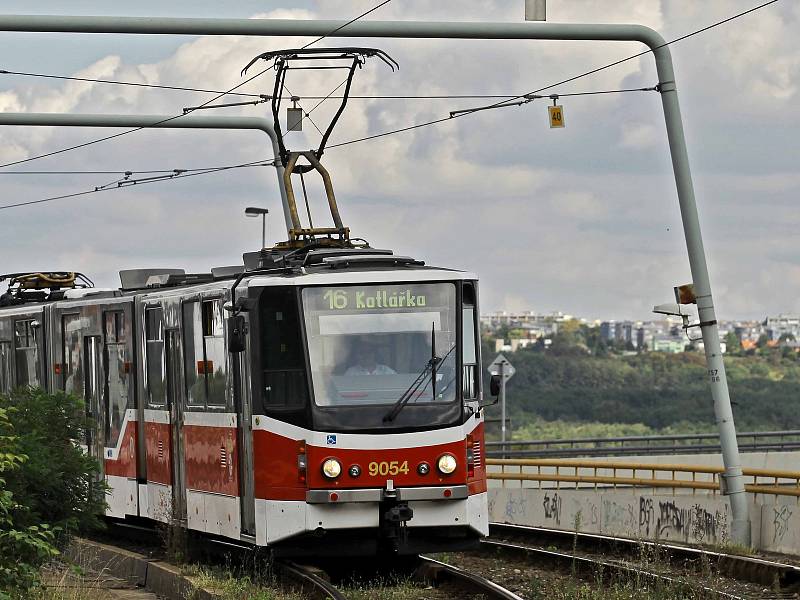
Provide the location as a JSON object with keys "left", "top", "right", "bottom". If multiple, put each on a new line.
{"left": 724, "top": 331, "right": 741, "bottom": 355}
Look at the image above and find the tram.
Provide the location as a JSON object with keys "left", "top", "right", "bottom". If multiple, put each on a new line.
{"left": 0, "top": 244, "right": 489, "bottom": 556}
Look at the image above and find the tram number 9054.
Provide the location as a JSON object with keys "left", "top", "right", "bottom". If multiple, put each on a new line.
{"left": 368, "top": 460, "right": 409, "bottom": 476}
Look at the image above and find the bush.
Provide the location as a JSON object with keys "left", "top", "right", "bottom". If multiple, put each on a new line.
{"left": 0, "top": 388, "right": 106, "bottom": 536}
{"left": 0, "top": 406, "right": 59, "bottom": 597}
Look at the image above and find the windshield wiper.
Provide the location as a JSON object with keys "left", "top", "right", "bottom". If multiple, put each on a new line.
{"left": 384, "top": 325, "right": 455, "bottom": 422}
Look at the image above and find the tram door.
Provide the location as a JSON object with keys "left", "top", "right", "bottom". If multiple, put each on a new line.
{"left": 84, "top": 336, "right": 105, "bottom": 472}
{"left": 165, "top": 330, "right": 187, "bottom": 523}
{"left": 233, "top": 342, "right": 255, "bottom": 536}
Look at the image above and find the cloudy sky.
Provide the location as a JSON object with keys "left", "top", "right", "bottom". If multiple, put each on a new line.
{"left": 0, "top": 1, "right": 796, "bottom": 321}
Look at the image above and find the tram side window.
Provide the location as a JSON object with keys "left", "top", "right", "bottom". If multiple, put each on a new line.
{"left": 462, "top": 283, "right": 478, "bottom": 400}
{"left": 260, "top": 288, "right": 308, "bottom": 408}
{"left": 62, "top": 314, "right": 83, "bottom": 396}
{"left": 145, "top": 308, "right": 166, "bottom": 407}
{"left": 0, "top": 342, "right": 11, "bottom": 394}
{"left": 104, "top": 311, "right": 130, "bottom": 447}
{"left": 183, "top": 300, "right": 228, "bottom": 410}
{"left": 14, "top": 320, "right": 40, "bottom": 388}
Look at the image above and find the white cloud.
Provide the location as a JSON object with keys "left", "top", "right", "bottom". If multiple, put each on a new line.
{"left": 0, "top": 1, "right": 796, "bottom": 321}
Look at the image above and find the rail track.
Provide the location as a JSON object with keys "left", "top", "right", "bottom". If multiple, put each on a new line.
{"left": 480, "top": 522, "right": 800, "bottom": 599}
{"left": 415, "top": 556, "right": 524, "bottom": 599}
{"left": 88, "top": 523, "right": 523, "bottom": 600}
{"left": 90, "top": 521, "right": 800, "bottom": 599}
{"left": 277, "top": 561, "right": 349, "bottom": 600}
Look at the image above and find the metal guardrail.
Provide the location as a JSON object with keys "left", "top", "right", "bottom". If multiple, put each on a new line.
{"left": 485, "top": 430, "right": 800, "bottom": 458}
{"left": 486, "top": 458, "right": 800, "bottom": 498}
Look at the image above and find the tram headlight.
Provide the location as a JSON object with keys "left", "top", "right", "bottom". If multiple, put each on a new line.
{"left": 322, "top": 458, "right": 342, "bottom": 479}
{"left": 437, "top": 453, "right": 457, "bottom": 475}
{"left": 348, "top": 465, "right": 361, "bottom": 478}
{"left": 417, "top": 462, "right": 430, "bottom": 476}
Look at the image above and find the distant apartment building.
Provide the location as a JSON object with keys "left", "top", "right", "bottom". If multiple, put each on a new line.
{"left": 482, "top": 309, "right": 799, "bottom": 354}
{"left": 480, "top": 310, "right": 574, "bottom": 330}
{"left": 765, "top": 314, "right": 800, "bottom": 341}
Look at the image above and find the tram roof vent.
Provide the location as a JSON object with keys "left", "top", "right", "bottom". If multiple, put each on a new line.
{"left": 302, "top": 248, "right": 393, "bottom": 266}
{"left": 62, "top": 288, "right": 118, "bottom": 300}
{"left": 211, "top": 265, "right": 245, "bottom": 279}
{"left": 145, "top": 272, "right": 214, "bottom": 289}
{"left": 120, "top": 268, "right": 185, "bottom": 290}
{"left": 322, "top": 255, "right": 424, "bottom": 269}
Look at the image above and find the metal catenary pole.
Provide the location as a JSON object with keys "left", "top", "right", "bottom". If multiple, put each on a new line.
{"left": 0, "top": 14, "right": 751, "bottom": 544}
{"left": 0, "top": 113, "right": 292, "bottom": 233}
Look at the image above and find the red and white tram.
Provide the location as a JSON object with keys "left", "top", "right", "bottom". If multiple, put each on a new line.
{"left": 0, "top": 252, "right": 489, "bottom": 556}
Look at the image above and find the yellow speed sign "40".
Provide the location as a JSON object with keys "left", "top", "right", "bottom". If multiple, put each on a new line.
{"left": 368, "top": 460, "right": 409, "bottom": 476}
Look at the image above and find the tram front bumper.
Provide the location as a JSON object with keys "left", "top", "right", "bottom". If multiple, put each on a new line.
{"left": 305, "top": 485, "right": 469, "bottom": 503}
{"left": 256, "top": 488, "right": 488, "bottom": 547}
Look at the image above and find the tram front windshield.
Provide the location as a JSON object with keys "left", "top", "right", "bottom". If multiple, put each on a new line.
{"left": 301, "top": 283, "right": 457, "bottom": 407}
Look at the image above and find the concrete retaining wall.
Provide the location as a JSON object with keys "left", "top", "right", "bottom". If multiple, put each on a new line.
{"left": 488, "top": 488, "right": 800, "bottom": 554}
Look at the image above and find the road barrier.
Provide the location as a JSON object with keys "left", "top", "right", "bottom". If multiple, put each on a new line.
{"left": 486, "top": 458, "right": 800, "bottom": 499}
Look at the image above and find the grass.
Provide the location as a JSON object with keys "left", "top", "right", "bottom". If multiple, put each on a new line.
{"left": 343, "top": 577, "right": 428, "bottom": 600}
{"left": 29, "top": 562, "right": 105, "bottom": 600}
{"left": 185, "top": 565, "right": 302, "bottom": 600}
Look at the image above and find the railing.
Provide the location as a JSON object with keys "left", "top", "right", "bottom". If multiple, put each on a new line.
{"left": 486, "top": 458, "right": 800, "bottom": 498}
{"left": 485, "top": 430, "right": 800, "bottom": 458}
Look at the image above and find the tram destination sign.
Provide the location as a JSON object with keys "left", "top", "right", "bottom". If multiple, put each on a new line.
{"left": 303, "top": 283, "right": 453, "bottom": 313}
{"left": 487, "top": 353, "right": 515, "bottom": 380}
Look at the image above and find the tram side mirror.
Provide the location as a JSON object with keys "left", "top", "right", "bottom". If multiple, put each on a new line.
{"left": 489, "top": 374, "right": 501, "bottom": 397}
{"left": 477, "top": 374, "right": 501, "bottom": 410}
{"left": 227, "top": 315, "right": 246, "bottom": 353}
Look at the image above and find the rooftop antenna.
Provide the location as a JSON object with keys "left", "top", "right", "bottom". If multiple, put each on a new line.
{"left": 241, "top": 47, "right": 397, "bottom": 249}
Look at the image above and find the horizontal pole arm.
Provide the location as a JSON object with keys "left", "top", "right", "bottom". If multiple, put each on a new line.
{"left": 0, "top": 15, "right": 667, "bottom": 49}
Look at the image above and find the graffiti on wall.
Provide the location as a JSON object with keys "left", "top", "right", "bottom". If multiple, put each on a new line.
{"left": 603, "top": 499, "right": 637, "bottom": 533}
{"left": 543, "top": 492, "right": 562, "bottom": 525}
{"left": 653, "top": 500, "right": 727, "bottom": 544}
{"left": 639, "top": 498, "right": 654, "bottom": 536}
{"left": 772, "top": 506, "right": 792, "bottom": 544}
{"left": 505, "top": 494, "right": 528, "bottom": 521}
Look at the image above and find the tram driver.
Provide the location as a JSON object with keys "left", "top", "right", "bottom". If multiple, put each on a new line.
{"left": 344, "top": 338, "right": 396, "bottom": 376}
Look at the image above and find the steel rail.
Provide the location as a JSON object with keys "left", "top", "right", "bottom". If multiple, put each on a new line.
{"left": 479, "top": 538, "right": 746, "bottom": 599}
{"left": 489, "top": 523, "right": 800, "bottom": 589}
{"left": 416, "top": 556, "right": 524, "bottom": 600}
{"left": 277, "top": 561, "right": 349, "bottom": 600}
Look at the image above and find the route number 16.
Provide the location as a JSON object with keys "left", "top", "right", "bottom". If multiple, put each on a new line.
{"left": 323, "top": 289, "right": 348, "bottom": 310}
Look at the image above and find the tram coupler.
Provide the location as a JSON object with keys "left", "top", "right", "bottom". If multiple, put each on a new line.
{"left": 380, "top": 501, "right": 413, "bottom": 554}
{"left": 384, "top": 503, "right": 413, "bottom": 525}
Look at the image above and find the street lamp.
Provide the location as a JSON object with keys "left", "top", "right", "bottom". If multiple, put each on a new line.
{"left": 245, "top": 206, "right": 269, "bottom": 248}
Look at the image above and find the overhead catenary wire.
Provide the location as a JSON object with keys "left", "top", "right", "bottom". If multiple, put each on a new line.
{"left": 327, "top": 0, "right": 779, "bottom": 149}
{"left": 298, "top": 0, "right": 393, "bottom": 50}
{"left": 0, "top": 158, "right": 277, "bottom": 211}
{"left": 0, "top": 68, "right": 609, "bottom": 101}
{"left": 0, "top": 161, "right": 282, "bottom": 175}
{"left": 0, "top": 68, "right": 268, "bottom": 98}
{"left": 0, "top": 0, "right": 773, "bottom": 208}
{"left": 449, "top": 85, "right": 659, "bottom": 117}
{"left": 0, "top": 0, "right": 394, "bottom": 171}
{"left": 0, "top": 64, "right": 278, "bottom": 170}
